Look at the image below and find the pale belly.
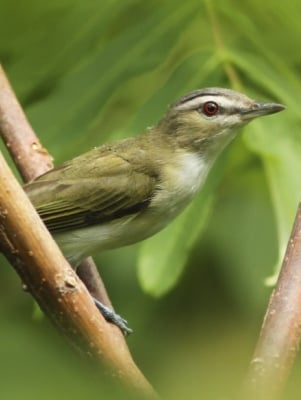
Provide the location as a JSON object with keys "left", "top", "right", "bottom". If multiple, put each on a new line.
{"left": 54, "top": 203, "right": 186, "bottom": 267}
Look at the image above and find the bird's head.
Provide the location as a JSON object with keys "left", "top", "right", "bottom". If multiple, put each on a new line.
{"left": 158, "top": 87, "right": 285, "bottom": 156}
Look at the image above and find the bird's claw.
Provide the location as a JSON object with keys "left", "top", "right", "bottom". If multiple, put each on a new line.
{"left": 93, "top": 297, "right": 133, "bottom": 336}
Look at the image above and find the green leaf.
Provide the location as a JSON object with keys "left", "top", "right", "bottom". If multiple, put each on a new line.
{"left": 244, "top": 116, "right": 301, "bottom": 278}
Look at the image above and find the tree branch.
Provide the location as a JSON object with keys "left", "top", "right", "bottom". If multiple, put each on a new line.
{"left": 0, "top": 67, "right": 53, "bottom": 181}
{"left": 241, "top": 203, "right": 301, "bottom": 400}
{"left": 0, "top": 65, "right": 158, "bottom": 398}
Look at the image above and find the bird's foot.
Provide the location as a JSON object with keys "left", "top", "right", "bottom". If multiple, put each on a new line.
{"left": 93, "top": 297, "right": 133, "bottom": 336}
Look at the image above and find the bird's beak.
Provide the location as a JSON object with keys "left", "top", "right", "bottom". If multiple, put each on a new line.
{"left": 241, "top": 102, "right": 286, "bottom": 120}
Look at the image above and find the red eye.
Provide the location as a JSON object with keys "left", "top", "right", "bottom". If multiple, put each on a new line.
{"left": 202, "top": 101, "right": 219, "bottom": 116}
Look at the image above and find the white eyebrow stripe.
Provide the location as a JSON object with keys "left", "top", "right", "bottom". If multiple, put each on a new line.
{"left": 175, "top": 95, "right": 240, "bottom": 112}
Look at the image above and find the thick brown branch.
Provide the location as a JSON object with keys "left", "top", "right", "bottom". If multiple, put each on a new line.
{"left": 241, "top": 203, "right": 301, "bottom": 400}
{"left": 0, "top": 65, "right": 157, "bottom": 398}
{"left": 0, "top": 150, "right": 157, "bottom": 398}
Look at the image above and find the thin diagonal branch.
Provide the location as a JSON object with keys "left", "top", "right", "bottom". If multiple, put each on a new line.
{"left": 77, "top": 257, "right": 113, "bottom": 308}
{"left": 241, "top": 202, "right": 301, "bottom": 400}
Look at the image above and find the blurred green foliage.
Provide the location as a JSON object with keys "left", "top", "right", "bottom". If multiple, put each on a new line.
{"left": 0, "top": 0, "right": 301, "bottom": 399}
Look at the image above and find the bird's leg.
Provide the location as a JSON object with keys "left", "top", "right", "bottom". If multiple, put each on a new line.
{"left": 76, "top": 259, "right": 133, "bottom": 335}
{"left": 92, "top": 297, "right": 133, "bottom": 336}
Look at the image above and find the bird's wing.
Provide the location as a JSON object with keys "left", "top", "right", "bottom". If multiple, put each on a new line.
{"left": 24, "top": 146, "right": 158, "bottom": 233}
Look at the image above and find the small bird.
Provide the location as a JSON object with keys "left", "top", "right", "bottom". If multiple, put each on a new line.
{"left": 24, "top": 87, "right": 285, "bottom": 332}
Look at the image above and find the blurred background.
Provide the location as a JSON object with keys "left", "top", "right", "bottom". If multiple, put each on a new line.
{"left": 0, "top": 1, "right": 301, "bottom": 399}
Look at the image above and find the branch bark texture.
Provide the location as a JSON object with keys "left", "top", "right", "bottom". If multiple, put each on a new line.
{"left": 242, "top": 203, "right": 301, "bottom": 400}
{"left": 0, "top": 68, "right": 53, "bottom": 181}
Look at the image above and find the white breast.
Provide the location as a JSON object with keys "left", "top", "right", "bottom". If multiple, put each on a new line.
{"left": 152, "top": 151, "right": 207, "bottom": 211}
{"left": 173, "top": 151, "right": 207, "bottom": 194}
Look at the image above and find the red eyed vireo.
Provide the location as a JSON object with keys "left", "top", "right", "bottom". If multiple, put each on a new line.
{"left": 24, "top": 88, "right": 285, "bottom": 333}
